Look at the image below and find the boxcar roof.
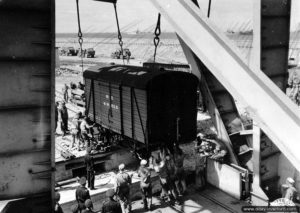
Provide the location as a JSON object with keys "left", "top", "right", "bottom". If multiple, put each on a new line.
{"left": 83, "top": 65, "right": 198, "bottom": 89}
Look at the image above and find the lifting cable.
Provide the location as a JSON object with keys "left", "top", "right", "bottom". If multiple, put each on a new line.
{"left": 207, "top": 0, "right": 212, "bottom": 18}
{"left": 113, "top": 2, "right": 125, "bottom": 65}
{"left": 153, "top": 13, "right": 161, "bottom": 63}
{"left": 76, "top": 0, "right": 84, "bottom": 73}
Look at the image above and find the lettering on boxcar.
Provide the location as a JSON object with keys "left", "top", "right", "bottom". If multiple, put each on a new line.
{"left": 105, "top": 95, "right": 114, "bottom": 100}
{"left": 103, "top": 102, "right": 119, "bottom": 110}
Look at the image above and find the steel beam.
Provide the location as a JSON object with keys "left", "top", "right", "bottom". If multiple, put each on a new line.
{"left": 93, "top": 0, "right": 117, "bottom": 3}
{"left": 252, "top": 0, "right": 292, "bottom": 199}
{"left": 178, "top": 37, "right": 239, "bottom": 165}
{"left": 151, "top": 0, "right": 300, "bottom": 172}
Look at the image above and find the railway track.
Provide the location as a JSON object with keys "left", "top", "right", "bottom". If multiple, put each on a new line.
{"left": 156, "top": 191, "right": 238, "bottom": 213}
{"left": 197, "top": 193, "right": 239, "bottom": 213}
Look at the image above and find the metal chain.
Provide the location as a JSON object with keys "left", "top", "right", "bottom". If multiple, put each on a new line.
{"left": 153, "top": 13, "right": 161, "bottom": 63}
{"left": 113, "top": 3, "right": 125, "bottom": 65}
{"left": 76, "top": 0, "right": 84, "bottom": 72}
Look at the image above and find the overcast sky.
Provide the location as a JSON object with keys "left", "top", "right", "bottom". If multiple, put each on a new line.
{"left": 56, "top": 0, "right": 300, "bottom": 33}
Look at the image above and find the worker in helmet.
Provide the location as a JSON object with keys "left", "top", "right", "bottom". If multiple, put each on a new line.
{"left": 82, "top": 199, "right": 94, "bottom": 213}
{"left": 138, "top": 159, "right": 152, "bottom": 210}
{"left": 115, "top": 163, "right": 132, "bottom": 213}
{"left": 281, "top": 177, "right": 299, "bottom": 202}
{"left": 70, "top": 204, "right": 79, "bottom": 213}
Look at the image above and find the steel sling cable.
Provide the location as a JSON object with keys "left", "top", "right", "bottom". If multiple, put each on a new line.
{"left": 113, "top": 2, "right": 125, "bottom": 65}
{"left": 76, "top": 0, "right": 84, "bottom": 73}
{"left": 207, "top": 0, "right": 212, "bottom": 18}
{"left": 153, "top": 13, "right": 161, "bottom": 63}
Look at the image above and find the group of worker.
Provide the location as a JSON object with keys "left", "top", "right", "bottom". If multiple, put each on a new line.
{"left": 194, "top": 133, "right": 228, "bottom": 189}
{"left": 61, "top": 82, "right": 85, "bottom": 104}
{"left": 55, "top": 98, "right": 114, "bottom": 153}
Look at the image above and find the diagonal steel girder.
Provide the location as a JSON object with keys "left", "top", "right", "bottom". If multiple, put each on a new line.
{"left": 150, "top": 0, "right": 300, "bottom": 171}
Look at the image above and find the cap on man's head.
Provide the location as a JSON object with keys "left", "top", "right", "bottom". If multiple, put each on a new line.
{"left": 197, "top": 133, "right": 204, "bottom": 138}
{"left": 140, "top": 159, "right": 147, "bottom": 166}
{"left": 106, "top": 189, "right": 115, "bottom": 198}
{"left": 85, "top": 199, "right": 93, "bottom": 208}
{"left": 70, "top": 204, "right": 79, "bottom": 213}
{"left": 287, "top": 177, "right": 295, "bottom": 184}
{"left": 79, "top": 176, "right": 86, "bottom": 185}
{"left": 55, "top": 192, "right": 60, "bottom": 201}
{"left": 119, "top": 163, "right": 125, "bottom": 170}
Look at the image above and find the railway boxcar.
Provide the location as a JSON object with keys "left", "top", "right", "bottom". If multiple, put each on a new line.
{"left": 83, "top": 65, "right": 198, "bottom": 147}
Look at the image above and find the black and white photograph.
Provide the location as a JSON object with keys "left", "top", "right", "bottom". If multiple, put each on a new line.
{"left": 0, "top": 0, "right": 300, "bottom": 212}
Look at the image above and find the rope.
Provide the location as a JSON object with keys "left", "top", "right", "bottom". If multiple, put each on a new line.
{"left": 76, "top": 0, "right": 84, "bottom": 72}
{"left": 153, "top": 13, "right": 161, "bottom": 63}
{"left": 113, "top": 3, "right": 125, "bottom": 65}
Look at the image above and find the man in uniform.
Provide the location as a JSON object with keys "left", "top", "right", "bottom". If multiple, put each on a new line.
{"left": 138, "top": 159, "right": 152, "bottom": 210}
{"left": 75, "top": 177, "right": 91, "bottom": 211}
{"left": 58, "top": 101, "right": 69, "bottom": 136}
{"left": 115, "top": 163, "right": 132, "bottom": 213}
{"left": 84, "top": 147, "right": 95, "bottom": 190}
{"left": 102, "top": 189, "right": 122, "bottom": 213}
{"left": 62, "top": 83, "right": 69, "bottom": 103}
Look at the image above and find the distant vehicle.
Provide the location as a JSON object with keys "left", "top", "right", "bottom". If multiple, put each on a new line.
{"left": 288, "top": 57, "right": 298, "bottom": 69}
{"left": 111, "top": 48, "right": 131, "bottom": 59}
{"left": 77, "top": 48, "right": 96, "bottom": 58}
{"left": 86, "top": 48, "right": 95, "bottom": 58}
{"left": 61, "top": 47, "right": 78, "bottom": 56}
